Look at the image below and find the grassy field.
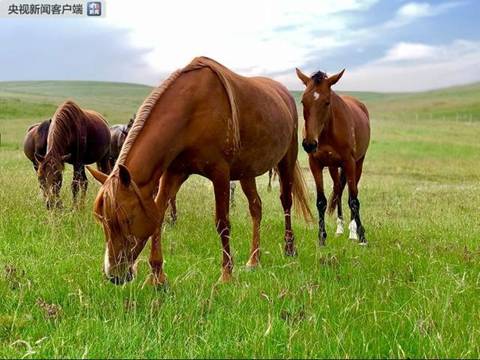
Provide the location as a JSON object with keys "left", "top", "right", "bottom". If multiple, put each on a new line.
{"left": 0, "top": 80, "right": 479, "bottom": 358}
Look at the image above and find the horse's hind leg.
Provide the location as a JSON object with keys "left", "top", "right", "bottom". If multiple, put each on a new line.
{"left": 229, "top": 181, "right": 236, "bottom": 208}
{"left": 277, "top": 152, "right": 297, "bottom": 255}
{"left": 241, "top": 177, "right": 262, "bottom": 269}
{"left": 329, "top": 166, "right": 347, "bottom": 236}
{"left": 97, "top": 153, "right": 112, "bottom": 175}
{"left": 345, "top": 157, "right": 367, "bottom": 244}
{"left": 267, "top": 169, "right": 273, "bottom": 192}
{"left": 168, "top": 197, "right": 177, "bottom": 224}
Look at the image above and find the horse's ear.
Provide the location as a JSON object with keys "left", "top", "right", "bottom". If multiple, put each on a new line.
{"left": 295, "top": 68, "right": 310, "bottom": 86}
{"left": 86, "top": 165, "right": 108, "bottom": 184}
{"left": 34, "top": 152, "right": 44, "bottom": 163}
{"left": 61, "top": 153, "right": 72, "bottom": 162}
{"left": 327, "top": 69, "right": 345, "bottom": 87}
{"left": 118, "top": 164, "right": 131, "bottom": 187}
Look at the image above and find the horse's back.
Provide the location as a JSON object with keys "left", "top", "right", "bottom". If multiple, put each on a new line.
{"left": 341, "top": 95, "right": 370, "bottom": 157}
{"left": 222, "top": 72, "right": 297, "bottom": 176}
{"left": 180, "top": 57, "right": 297, "bottom": 177}
{"left": 23, "top": 125, "right": 37, "bottom": 162}
{"left": 82, "top": 110, "right": 111, "bottom": 162}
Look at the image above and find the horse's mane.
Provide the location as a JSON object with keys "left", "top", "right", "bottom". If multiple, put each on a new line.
{"left": 47, "top": 101, "right": 86, "bottom": 154}
{"left": 311, "top": 70, "right": 328, "bottom": 85}
{"left": 117, "top": 56, "right": 241, "bottom": 165}
{"left": 117, "top": 70, "right": 183, "bottom": 164}
{"left": 183, "top": 56, "right": 241, "bottom": 150}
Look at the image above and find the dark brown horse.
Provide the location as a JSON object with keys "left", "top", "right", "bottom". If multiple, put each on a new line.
{"left": 296, "top": 68, "right": 370, "bottom": 245}
{"left": 23, "top": 119, "right": 51, "bottom": 171}
{"left": 36, "top": 100, "right": 111, "bottom": 208}
{"left": 87, "top": 56, "right": 312, "bottom": 285}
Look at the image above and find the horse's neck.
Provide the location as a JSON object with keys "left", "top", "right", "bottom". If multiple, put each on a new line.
{"left": 328, "top": 92, "right": 347, "bottom": 132}
{"left": 123, "top": 104, "right": 190, "bottom": 191}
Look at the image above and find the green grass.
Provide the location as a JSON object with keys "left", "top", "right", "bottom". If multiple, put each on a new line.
{"left": 1, "top": 81, "right": 480, "bottom": 358}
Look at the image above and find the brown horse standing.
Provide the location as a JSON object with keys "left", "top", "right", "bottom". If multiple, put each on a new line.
{"left": 23, "top": 119, "right": 51, "bottom": 171}
{"left": 87, "top": 56, "right": 312, "bottom": 285}
{"left": 36, "top": 100, "right": 111, "bottom": 208}
{"left": 296, "top": 68, "right": 370, "bottom": 245}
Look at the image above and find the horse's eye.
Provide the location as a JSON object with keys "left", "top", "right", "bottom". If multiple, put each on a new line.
{"left": 325, "top": 101, "right": 330, "bottom": 106}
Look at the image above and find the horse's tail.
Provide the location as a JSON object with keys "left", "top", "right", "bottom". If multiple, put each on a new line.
{"left": 292, "top": 161, "right": 314, "bottom": 223}
{"left": 327, "top": 190, "right": 339, "bottom": 216}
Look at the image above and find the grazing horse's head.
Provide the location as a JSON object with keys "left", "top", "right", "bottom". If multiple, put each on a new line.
{"left": 87, "top": 164, "right": 160, "bottom": 285}
{"left": 296, "top": 68, "right": 345, "bottom": 153}
{"left": 36, "top": 152, "right": 71, "bottom": 209}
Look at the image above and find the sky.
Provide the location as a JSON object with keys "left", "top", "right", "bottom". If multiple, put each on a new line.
{"left": 0, "top": 0, "right": 479, "bottom": 92}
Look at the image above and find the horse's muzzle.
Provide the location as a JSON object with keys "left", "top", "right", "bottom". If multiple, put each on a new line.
{"left": 108, "top": 270, "right": 134, "bottom": 285}
{"left": 302, "top": 139, "right": 318, "bottom": 153}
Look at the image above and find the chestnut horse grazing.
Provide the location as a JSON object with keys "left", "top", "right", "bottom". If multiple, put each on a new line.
{"left": 23, "top": 119, "right": 51, "bottom": 171}
{"left": 36, "top": 100, "right": 111, "bottom": 208}
{"left": 296, "top": 68, "right": 370, "bottom": 245}
{"left": 87, "top": 56, "right": 312, "bottom": 285}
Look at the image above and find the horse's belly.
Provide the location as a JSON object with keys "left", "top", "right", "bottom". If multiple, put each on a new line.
{"left": 229, "top": 119, "right": 293, "bottom": 179}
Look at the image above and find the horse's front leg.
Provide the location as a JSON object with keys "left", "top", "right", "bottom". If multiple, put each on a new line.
{"left": 72, "top": 164, "right": 87, "bottom": 208}
{"left": 309, "top": 157, "right": 327, "bottom": 246}
{"left": 149, "top": 171, "right": 186, "bottom": 287}
{"left": 344, "top": 158, "right": 367, "bottom": 245}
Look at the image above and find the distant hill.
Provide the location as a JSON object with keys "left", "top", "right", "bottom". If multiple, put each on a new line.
{"left": 1, "top": 79, "right": 478, "bottom": 133}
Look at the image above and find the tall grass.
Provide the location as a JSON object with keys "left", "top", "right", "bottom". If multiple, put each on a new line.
{"left": 0, "top": 81, "right": 479, "bottom": 357}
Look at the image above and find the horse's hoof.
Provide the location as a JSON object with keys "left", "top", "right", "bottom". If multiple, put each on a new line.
{"left": 319, "top": 239, "right": 326, "bottom": 247}
{"left": 144, "top": 273, "right": 168, "bottom": 290}
{"left": 219, "top": 271, "right": 233, "bottom": 283}
{"left": 245, "top": 259, "right": 259, "bottom": 270}
{"left": 358, "top": 240, "right": 368, "bottom": 246}
{"left": 284, "top": 247, "right": 297, "bottom": 257}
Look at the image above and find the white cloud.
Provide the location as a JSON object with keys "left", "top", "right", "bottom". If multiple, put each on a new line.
{"left": 103, "top": 0, "right": 378, "bottom": 80}
{"left": 385, "top": 1, "right": 465, "bottom": 28}
{"left": 379, "top": 42, "right": 437, "bottom": 62}
{"left": 337, "top": 40, "right": 480, "bottom": 92}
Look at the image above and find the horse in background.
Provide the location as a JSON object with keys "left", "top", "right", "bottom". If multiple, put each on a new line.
{"left": 296, "top": 68, "right": 370, "bottom": 245}
{"left": 36, "top": 100, "right": 111, "bottom": 209}
{"left": 109, "top": 114, "right": 135, "bottom": 169}
{"left": 87, "top": 56, "right": 312, "bottom": 285}
{"left": 24, "top": 119, "right": 51, "bottom": 171}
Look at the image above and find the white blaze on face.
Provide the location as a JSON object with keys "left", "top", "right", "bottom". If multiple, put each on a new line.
{"left": 104, "top": 246, "right": 111, "bottom": 277}
{"left": 313, "top": 91, "right": 320, "bottom": 101}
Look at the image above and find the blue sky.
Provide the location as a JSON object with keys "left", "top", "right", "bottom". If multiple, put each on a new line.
{"left": 0, "top": 0, "right": 479, "bottom": 91}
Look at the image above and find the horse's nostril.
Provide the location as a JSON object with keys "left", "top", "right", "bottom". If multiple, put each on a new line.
{"left": 302, "top": 140, "right": 318, "bottom": 153}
